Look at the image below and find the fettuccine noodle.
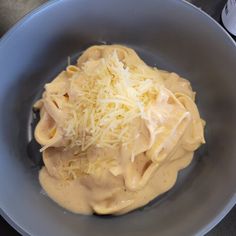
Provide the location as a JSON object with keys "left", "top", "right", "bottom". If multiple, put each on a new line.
{"left": 34, "top": 45, "right": 205, "bottom": 215}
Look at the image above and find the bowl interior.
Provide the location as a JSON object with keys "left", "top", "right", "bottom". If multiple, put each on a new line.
{"left": 0, "top": 0, "right": 236, "bottom": 236}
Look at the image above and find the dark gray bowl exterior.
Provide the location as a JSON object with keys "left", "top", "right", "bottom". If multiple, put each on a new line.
{"left": 0, "top": 0, "right": 236, "bottom": 235}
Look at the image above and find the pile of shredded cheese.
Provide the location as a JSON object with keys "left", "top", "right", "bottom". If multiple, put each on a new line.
{"left": 59, "top": 49, "right": 164, "bottom": 151}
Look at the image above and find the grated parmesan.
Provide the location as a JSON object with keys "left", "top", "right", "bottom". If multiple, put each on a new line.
{"left": 59, "top": 50, "right": 164, "bottom": 151}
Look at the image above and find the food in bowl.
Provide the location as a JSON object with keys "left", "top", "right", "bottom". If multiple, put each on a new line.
{"left": 34, "top": 45, "right": 205, "bottom": 215}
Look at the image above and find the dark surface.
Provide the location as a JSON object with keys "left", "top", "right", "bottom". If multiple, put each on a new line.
{"left": 0, "top": 0, "right": 236, "bottom": 235}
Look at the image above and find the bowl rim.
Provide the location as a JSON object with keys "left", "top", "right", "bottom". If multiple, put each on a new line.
{"left": 0, "top": 0, "right": 236, "bottom": 235}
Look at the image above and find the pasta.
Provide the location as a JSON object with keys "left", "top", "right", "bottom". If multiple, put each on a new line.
{"left": 34, "top": 45, "right": 205, "bottom": 215}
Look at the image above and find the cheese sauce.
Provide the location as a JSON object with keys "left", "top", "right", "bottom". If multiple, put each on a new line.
{"left": 35, "top": 45, "right": 205, "bottom": 215}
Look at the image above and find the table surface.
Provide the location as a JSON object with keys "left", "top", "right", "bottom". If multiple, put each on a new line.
{"left": 0, "top": 0, "right": 235, "bottom": 235}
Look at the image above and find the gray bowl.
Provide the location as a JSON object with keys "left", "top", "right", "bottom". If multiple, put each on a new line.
{"left": 1, "top": 0, "right": 236, "bottom": 235}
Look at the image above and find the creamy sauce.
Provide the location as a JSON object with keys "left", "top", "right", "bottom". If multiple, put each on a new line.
{"left": 39, "top": 152, "right": 193, "bottom": 215}
{"left": 34, "top": 45, "right": 205, "bottom": 215}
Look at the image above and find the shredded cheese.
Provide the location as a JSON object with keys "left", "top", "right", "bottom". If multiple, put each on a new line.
{"left": 57, "top": 50, "right": 164, "bottom": 151}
